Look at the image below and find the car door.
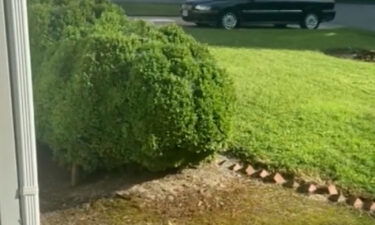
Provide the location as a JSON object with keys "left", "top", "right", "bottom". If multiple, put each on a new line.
{"left": 241, "top": 0, "right": 283, "bottom": 22}
{"left": 277, "top": 0, "right": 304, "bottom": 22}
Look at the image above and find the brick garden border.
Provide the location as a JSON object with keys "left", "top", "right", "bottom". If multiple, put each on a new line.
{"left": 217, "top": 157, "right": 375, "bottom": 216}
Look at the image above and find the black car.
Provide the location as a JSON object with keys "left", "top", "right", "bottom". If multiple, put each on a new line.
{"left": 181, "top": 0, "right": 336, "bottom": 29}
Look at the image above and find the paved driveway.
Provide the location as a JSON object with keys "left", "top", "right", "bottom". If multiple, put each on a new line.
{"left": 333, "top": 3, "right": 375, "bottom": 31}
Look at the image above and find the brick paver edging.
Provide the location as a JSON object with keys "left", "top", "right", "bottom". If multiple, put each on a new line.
{"left": 217, "top": 157, "right": 375, "bottom": 216}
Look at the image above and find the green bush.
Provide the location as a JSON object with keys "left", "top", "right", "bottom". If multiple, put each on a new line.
{"left": 32, "top": 0, "right": 234, "bottom": 172}
{"left": 123, "top": 26, "right": 234, "bottom": 170}
{"left": 28, "top": 0, "right": 121, "bottom": 76}
{"left": 36, "top": 34, "right": 140, "bottom": 171}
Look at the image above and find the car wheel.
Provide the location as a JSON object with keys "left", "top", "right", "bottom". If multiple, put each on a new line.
{"left": 301, "top": 13, "right": 320, "bottom": 30}
{"left": 220, "top": 11, "right": 239, "bottom": 30}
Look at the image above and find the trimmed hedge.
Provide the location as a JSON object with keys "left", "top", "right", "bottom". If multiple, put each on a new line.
{"left": 32, "top": 1, "right": 234, "bottom": 172}
{"left": 35, "top": 34, "right": 140, "bottom": 171}
{"left": 28, "top": 0, "right": 121, "bottom": 75}
{"left": 124, "top": 26, "right": 234, "bottom": 170}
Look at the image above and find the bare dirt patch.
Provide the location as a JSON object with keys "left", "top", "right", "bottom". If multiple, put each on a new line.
{"left": 37, "top": 145, "right": 168, "bottom": 213}
{"left": 115, "top": 160, "right": 249, "bottom": 219}
{"left": 40, "top": 155, "right": 375, "bottom": 225}
{"left": 325, "top": 48, "right": 375, "bottom": 63}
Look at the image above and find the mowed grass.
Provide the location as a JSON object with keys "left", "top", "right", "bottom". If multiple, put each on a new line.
{"left": 185, "top": 27, "right": 375, "bottom": 50}
{"left": 186, "top": 28, "right": 375, "bottom": 195}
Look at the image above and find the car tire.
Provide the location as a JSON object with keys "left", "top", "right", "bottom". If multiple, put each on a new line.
{"left": 300, "top": 13, "right": 320, "bottom": 30}
{"left": 219, "top": 11, "right": 239, "bottom": 30}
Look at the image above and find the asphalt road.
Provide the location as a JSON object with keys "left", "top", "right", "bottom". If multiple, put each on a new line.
{"left": 132, "top": 3, "right": 375, "bottom": 31}
{"left": 333, "top": 3, "right": 375, "bottom": 31}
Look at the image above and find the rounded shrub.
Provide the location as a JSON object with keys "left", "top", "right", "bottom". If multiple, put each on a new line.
{"left": 35, "top": 33, "right": 142, "bottom": 172}
{"left": 33, "top": 1, "right": 234, "bottom": 172}
{"left": 28, "top": 0, "right": 122, "bottom": 78}
{"left": 123, "top": 26, "right": 234, "bottom": 171}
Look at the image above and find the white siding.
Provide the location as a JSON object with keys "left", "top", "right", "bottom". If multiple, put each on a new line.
{"left": 1, "top": 0, "right": 40, "bottom": 224}
{"left": 0, "top": 0, "right": 22, "bottom": 224}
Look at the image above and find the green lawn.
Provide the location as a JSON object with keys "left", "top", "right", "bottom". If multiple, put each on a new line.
{"left": 186, "top": 28, "right": 375, "bottom": 196}
{"left": 185, "top": 28, "right": 375, "bottom": 51}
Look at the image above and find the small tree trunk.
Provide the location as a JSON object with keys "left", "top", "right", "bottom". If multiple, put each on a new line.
{"left": 71, "top": 163, "right": 79, "bottom": 186}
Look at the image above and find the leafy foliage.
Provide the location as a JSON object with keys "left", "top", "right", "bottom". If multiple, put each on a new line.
{"left": 123, "top": 26, "right": 234, "bottom": 170}
{"left": 28, "top": 0, "right": 120, "bottom": 75}
{"left": 31, "top": 1, "right": 234, "bottom": 172}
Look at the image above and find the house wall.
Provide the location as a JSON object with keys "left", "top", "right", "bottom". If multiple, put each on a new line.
{"left": 0, "top": 0, "right": 22, "bottom": 224}
{"left": 1, "top": 0, "right": 40, "bottom": 224}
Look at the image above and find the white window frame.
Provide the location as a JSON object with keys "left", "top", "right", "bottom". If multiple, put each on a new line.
{"left": 0, "top": 0, "right": 40, "bottom": 224}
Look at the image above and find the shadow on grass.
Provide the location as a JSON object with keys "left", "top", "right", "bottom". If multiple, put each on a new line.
{"left": 184, "top": 26, "right": 375, "bottom": 52}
